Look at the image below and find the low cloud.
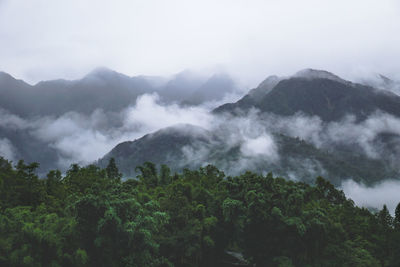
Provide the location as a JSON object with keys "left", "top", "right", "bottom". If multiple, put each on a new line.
{"left": 0, "top": 94, "right": 213, "bottom": 169}
{"left": 0, "top": 108, "right": 29, "bottom": 129}
{"left": 243, "top": 111, "right": 400, "bottom": 164}
{"left": 122, "top": 94, "right": 212, "bottom": 133}
{"left": 1, "top": 89, "right": 400, "bottom": 182}
{"left": 241, "top": 135, "right": 277, "bottom": 158}
{"left": 0, "top": 138, "right": 16, "bottom": 162}
{"left": 341, "top": 179, "right": 400, "bottom": 215}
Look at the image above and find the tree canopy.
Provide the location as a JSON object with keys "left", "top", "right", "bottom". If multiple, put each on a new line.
{"left": 0, "top": 156, "right": 399, "bottom": 266}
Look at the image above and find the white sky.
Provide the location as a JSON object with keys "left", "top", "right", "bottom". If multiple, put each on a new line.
{"left": 0, "top": 0, "right": 399, "bottom": 86}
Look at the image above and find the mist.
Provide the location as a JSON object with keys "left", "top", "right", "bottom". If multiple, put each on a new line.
{"left": 0, "top": 138, "right": 16, "bottom": 161}
{"left": 1, "top": 0, "right": 400, "bottom": 87}
{"left": 0, "top": 94, "right": 214, "bottom": 168}
{"left": 1, "top": 71, "right": 400, "bottom": 214}
{"left": 342, "top": 179, "right": 400, "bottom": 215}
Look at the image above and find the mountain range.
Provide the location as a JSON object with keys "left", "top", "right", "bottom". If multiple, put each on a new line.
{"left": 214, "top": 69, "right": 400, "bottom": 121}
{"left": 0, "top": 68, "right": 238, "bottom": 172}
{"left": 1, "top": 68, "right": 400, "bottom": 185}
{"left": 0, "top": 67, "right": 237, "bottom": 117}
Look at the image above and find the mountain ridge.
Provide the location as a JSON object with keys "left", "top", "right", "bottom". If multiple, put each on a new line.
{"left": 214, "top": 69, "right": 400, "bottom": 122}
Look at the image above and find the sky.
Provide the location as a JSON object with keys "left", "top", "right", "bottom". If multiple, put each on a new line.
{"left": 0, "top": 0, "right": 400, "bottom": 86}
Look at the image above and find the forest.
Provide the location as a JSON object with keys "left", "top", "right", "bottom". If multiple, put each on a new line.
{"left": 1, "top": 156, "right": 400, "bottom": 267}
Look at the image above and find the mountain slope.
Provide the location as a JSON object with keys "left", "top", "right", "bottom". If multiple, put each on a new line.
{"left": 98, "top": 123, "right": 399, "bottom": 185}
{"left": 215, "top": 69, "right": 400, "bottom": 121}
{"left": 98, "top": 69, "right": 400, "bottom": 185}
{"left": 0, "top": 68, "right": 154, "bottom": 117}
{"left": 97, "top": 124, "right": 217, "bottom": 176}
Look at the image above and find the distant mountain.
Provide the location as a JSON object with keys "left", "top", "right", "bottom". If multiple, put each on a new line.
{"left": 3, "top": 67, "right": 400, "bottom": 183}
{"left": 0, "top": 68, "right": 239, "bottom": 174}
{"left": 0, "top": 68, "right": 239, "bottom": 118}
{"left": 0, "top": 126, "right": 59, "bottom": 172}
{"left": 214, "top": 69, "right": 400, "bottom": 122}
{"left": 0, "top": 68, "right": 153, "bottom": 117}
{"left": 184, "top": 73, "right": 237, "bottom": 105}
{"left": 156, "top": 70, "right": 205, "bottom": 103}
{"left": 97, "top": 124, "right": 217, "bottom": 176}
{"left": 98, "top": 123, "right": 399, "bottom": 185}
{"left": 156, "top": 70, "right": 238, "bottom": 105}
{"left": 97, "top": 69, "right": 400, "bottom": 185}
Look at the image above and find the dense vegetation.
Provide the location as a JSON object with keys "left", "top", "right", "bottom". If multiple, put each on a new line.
{"left": 1, "top": 156, "right": 400, "bottom": 266}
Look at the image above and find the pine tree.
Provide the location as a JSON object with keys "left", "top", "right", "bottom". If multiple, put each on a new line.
{"left": 394, "top": 202, "right": 400, "bottom": 230}
{"left": 106, "top": 158, "right": 122, "bottom": 180}
{"left": 378, "top": 204, "right": 393, "bottom": 229}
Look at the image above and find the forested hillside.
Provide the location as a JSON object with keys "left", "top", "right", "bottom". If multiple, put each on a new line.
{"left": 98, "top": 124, "right": 400, "bottom": 186}
{"left": 1, "top": 156, "right": 400, "bottom": 266}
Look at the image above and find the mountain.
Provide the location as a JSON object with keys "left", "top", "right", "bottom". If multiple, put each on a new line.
{"left": 156, "top": 70, "right": 205, "bottom": 103}
{"left": 3, "top": 67, "right": 400, "bottom": 183}
{"left": 97, "top": 124, "right": 218, "bottom": 176}
{"left": 156, "top": 71, "right": 238, "bottom": 105}
{"left": 97, "top": 69, "right": 400, "bottom": 185}
{"left": 184, "top": 73, "right": 238, "bottom": 105}
{"left": 0, "top": 68, "right": 239, "bottom": 118}
{"left": 214, "top": 69, "right": 400, "bottom": 122}
{"left": 98, "top": 123, "right": 399, "bottom": 185}
{"left": 0, "top": 68, "right": 239, "bottom": 173}
{"left": 0, "top": 68, "right": 156, "bottom": 117}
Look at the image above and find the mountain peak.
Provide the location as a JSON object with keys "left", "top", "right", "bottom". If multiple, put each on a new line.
{"left": 84, "top": 67, "right": 128, "bottom": 80}
{"left": 293, "top": 69, "right": 347, "bottom": 84}
{"left": 246, "top": 75, "right": 281, "bottom": 101}
{"left": 0, "top": 71, "right": 31, "bottom": 87}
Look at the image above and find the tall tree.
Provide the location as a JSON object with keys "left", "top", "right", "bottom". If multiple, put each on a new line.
{"left": 394, "top": 202, "right": 400, "bottom": 230}
{"left": 106, "top": 158, "right": 122, "bottom": 181}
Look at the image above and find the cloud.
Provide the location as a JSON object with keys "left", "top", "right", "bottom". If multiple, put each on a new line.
{"left": 0, "top": 93, "right": 213, "bottom": 168}
{"left": 1, "top": 86, "right": 400, "bottom": 180}
{"left": 0, "top": 138, "right": 16, "bottom": 161}
{"left": 341, "top": 179, "right": 400, "bottom": 215}
{"left": 239, "top": 111, "right": 400, "bottom": 163}
{"left": 122, "top": 94, "right": 212, "bottom": 133}
{"left": 1, "top": 0, "right": 400, "bottom": 86}
{"left": 241, "top": 135, "right": 277, "bottom": 158}
{"left": 0, "top": 108, "right": 29, "bottom": 129}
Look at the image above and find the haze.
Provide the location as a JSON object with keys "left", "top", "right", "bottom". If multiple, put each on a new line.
{"left": 1, "top": 0, "right": 400, "bottom": 86}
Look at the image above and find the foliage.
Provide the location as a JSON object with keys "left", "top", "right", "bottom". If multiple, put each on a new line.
{"left": 0, "top": 156, "right": 399, "bottom": 266}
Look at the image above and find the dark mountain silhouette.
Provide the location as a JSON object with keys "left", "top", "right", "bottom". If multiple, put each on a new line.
{"left": 0, "top": 68, "right": 239, "bottom": 174}
{"left": 0, "top": 68, "right": 152, "bottom": 117}
{"left": 97, "top": 69, "right": 400, "bottom": 185}
{"left": 0, "top": 68, "right": 238, "bottom": 117}
{"left": 2, "top": 68, "right": 400, "bottom": 183}
{"left": 214, "top": 69, "right": 400, "bottom": 122}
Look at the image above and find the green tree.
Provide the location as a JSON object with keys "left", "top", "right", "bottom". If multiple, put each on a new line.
{"left": 394, "top": 202, "right": 400, "bottom": 230}
{"left": 106, "top": 158, "right": 122, "bottom": 181}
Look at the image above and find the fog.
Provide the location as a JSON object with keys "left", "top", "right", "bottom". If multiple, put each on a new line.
{"left": 2, "top": 81, "right": 400, "bottom": 174}
{"left": 1, "top": 0, "right": 400, "bottom": 86}
{"left": 0, "top": 138, "right": 16, "bottom": 161}
{"left": 2, "top": 72, "right": 400, "bottom": 211}
{"left": 0, "top": 94, "right": 213, "bottom": 168}
{"left": 342, "top": 179, "right": 400, "bottom": 214}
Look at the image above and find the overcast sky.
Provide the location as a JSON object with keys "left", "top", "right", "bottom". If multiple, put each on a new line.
{"left": 0, "top": 0, "right": 399, "bottom": 86}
